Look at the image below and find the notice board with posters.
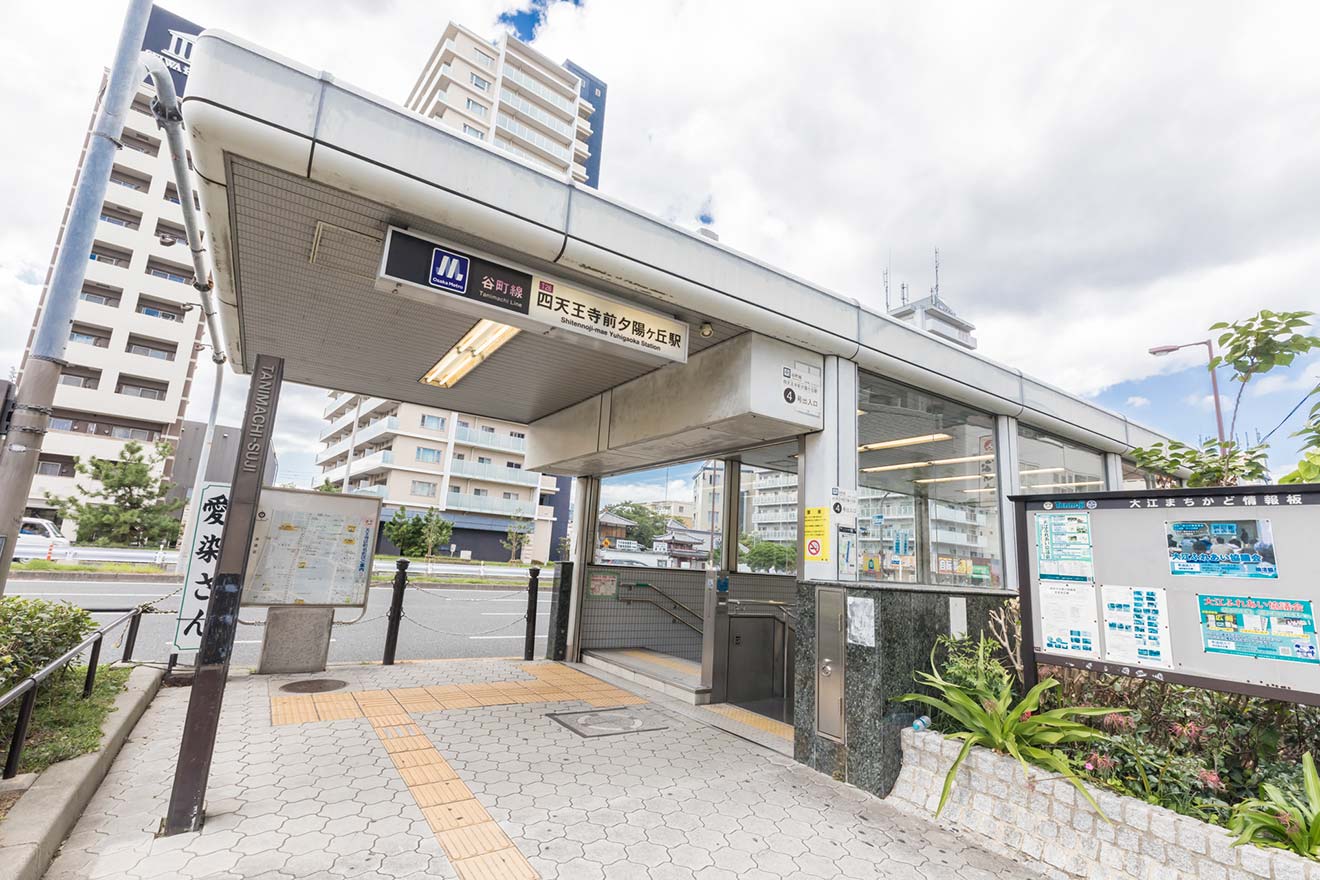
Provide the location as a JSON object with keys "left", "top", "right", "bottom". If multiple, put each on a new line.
{"left": 241, "top": 487, "right": 382, "bottom": 608}
{"left": 1013, "top": 483, "right": 1320, "bottom": 706}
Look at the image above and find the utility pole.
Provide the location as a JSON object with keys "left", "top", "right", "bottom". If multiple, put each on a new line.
{"left": 0, "top": 0, "right": 154, "bottom": 595}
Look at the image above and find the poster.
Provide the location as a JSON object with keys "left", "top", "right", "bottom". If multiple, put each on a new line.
{"left": 1199, "top": 595, "right": 1318, "bottom": 664}
{"left": 588, "top": 573, "right": 618, "bottom": 599}
{"left": 1038, "top": 581, "right": 1100, "bottom": 658}
{"left": 846, "top": 596, "right": 876, "bottom": 647}
{"left": 242, "top": 488, "right": 379, "bottom": 607}
{"left": 1035, "top": 512, "right": 1094, "bottom": 582}
{"left": 173, "top": 482, "right": 229, "bottom": 653}
{"left": 1167, "top": 519, "right": 1277, "bottom": 579}
{"left": 804, "top": 506, "right": 829, "bottom": 561}
{"left": 1101, "top": 585, "right": 1172, "bottom": 668}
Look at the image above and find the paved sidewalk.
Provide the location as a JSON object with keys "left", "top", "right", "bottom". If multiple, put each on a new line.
{"left": 43, "top": 658, "right": 1047, "bottom": 879}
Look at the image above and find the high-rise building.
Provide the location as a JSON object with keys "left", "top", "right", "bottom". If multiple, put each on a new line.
{"left": 888, "top": 293, "right": 978, "bottom": 350}
{"left": 20, "top": 7, "right": 206, "bottom": 529}
{"left": 639, "top": 499, "right": 694, "bottom": 527}
{"left": 316, "top": 395, "right": 564, "bottom": 562}
{"left": 405, "top": 22, "right": 602, "bottom": 184}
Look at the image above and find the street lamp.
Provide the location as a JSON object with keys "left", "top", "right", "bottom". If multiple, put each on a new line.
{"left": 1149, "top": 340, "right": 1227, "bottom": 446}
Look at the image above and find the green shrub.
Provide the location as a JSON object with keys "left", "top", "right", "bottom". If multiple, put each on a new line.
{"left": 899, "top": 642, "right": 1117, "bottom": 817}
{"left": 1229, "top": 752, "right": 1320, "bottom": 861}
{"left": 0, "top": 596, "right": 96, "bottom": 693}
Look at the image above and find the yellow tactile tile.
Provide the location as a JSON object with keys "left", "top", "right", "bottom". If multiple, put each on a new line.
{"left": 704, "top": 704, "right": 794, "bottom": 741}
{"left": 412, "top": 778, "right": 475, "bottom": 807}
{"left": 422, "top": 799, "right": 490, "bottom": 833}
{"left": 382, "top": 734, "right": 435, "bottom": 754}
{"left": 399, "top": 761, "right": 460, "bottom": 786}
{"left": 452, "top": 847, "right": 539, "bottom": 880}
{"left": 368, "top": 714, "right": 417, "bottom": 730}
{"left": 425, "top": 684, "right": 471, "bottom": 699}
{"left": 438, "top": 821, "right": 515, "bottom": 860}
{"left": 390, "top": 748, "right": 448, "bottom": 770}
{"left": 270, "top": 695, "right": 318, "bottom": 725}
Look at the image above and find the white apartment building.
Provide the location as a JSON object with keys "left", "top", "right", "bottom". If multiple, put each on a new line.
{"left": 640, "top": 498, "right": 696, "bottom": 525}
{"left": 405, "top": 21, "right": 596, "bottom": 183}
{"left": 316, "top": 394, "right": 561, "bottom": 562}
{"left": 22, "top": 77, "right": 205, "bottom": 526}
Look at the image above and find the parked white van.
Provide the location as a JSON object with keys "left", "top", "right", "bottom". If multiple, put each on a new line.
{"left": 12, "top": 517, "right": 72, "bottom": 560}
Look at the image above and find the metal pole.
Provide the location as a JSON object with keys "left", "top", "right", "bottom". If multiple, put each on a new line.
{"left": 3, "top": 687, "right": 38, "bottom": 779}
{"left": 383, "top": 559, "right": 409, "bottom": 666}
{"left": 82, "top": 636, "right": 103, "bottom": 698}
{"left": 164, "top": 355, "right": 282, "bottom": 835}
{"left": 1203, "top": 340, "right": 1228, "bottom": 447}
{"left": 522, "top": 566, "right": 541, "bottom": 661}
{"left": 123, "top": 611, "right": 142, "bottom": 662}
{"left": 0, "top": 0, "right": 154, "bottom": 595}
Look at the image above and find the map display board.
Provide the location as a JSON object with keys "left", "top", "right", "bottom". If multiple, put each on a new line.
{"left": 241, "top": 487, "right": 381, "bottom": 608}
{"left": 1014, "top": 485, "right": 1320, "bottom": 707}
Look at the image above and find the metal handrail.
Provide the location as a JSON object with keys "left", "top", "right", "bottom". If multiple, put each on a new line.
{"left": 618, "top": 595, "right": 702, "bottom": 634}
{"left": 620, "top": 582, "right": 703, "bottom": 625}
{"left": 727, "top": 598, "right": 798, "bottom": 627}
{"left": 2, "top": 608, "right": 143, "bottom": 778}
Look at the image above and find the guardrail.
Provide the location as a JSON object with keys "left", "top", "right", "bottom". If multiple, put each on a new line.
{"left": 1, "top": 608, "right": 143, "bottom": 778}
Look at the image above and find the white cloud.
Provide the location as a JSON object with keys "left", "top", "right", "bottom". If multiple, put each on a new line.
{"left": 600, "top": 478, "right": 693, "bottom": 507}
{"left": 1248, "top": 354, "right": 1320, "bottom": 398}
{"left": 1184, "top": 392, "right": 1219, "bottom": 413}
{"left": 1125, "top": 396, "right": 1151, "bottom": 408}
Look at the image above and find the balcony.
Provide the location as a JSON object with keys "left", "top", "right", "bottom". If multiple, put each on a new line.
{"left": 756, "top": 528, "right": 798, "bottom": 542}
{"left": 757, "top": 473, "right": 797, "bottom": 489}
{"left": 449, "top": 459, "right": 540, "bottom": 486}
{"left": 753, "top": 492, "right": 796, "bottom": 505}
{"left": 453, "top": 426, "right": 526, "bottom": 453}
{"left": 114, "top": 141, "right": 160, "bottom": 178}
{"left": 320, "top": 449, "right": 394, "bottom": 484}
{"left": 752, "top": 509, "right": 797, "bottom": 525}
{"left": 349, "top": 484, "right": 389, "bottom": 498}
{"left": 445, "top": 494, "right": 535, "bottom": 518}
{"left": 319, "top": 397, "right": 392, "bottom": 441}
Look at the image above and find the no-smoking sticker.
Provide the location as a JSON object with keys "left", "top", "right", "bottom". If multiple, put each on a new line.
{"left": 807, "top": 539, "right": 821, "bottom": 556}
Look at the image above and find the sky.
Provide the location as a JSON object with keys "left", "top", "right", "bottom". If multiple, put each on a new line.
{"left": 2, "top": 0, "right": 1319, "bottom": 495}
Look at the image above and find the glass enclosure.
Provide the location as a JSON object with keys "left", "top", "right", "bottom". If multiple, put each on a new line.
{"left": 857, "top": 372, "right": 1003, "bottom": 588}
{"left": 737, "top": 463, "right": 799, "bottom": 575}
{"left": 593, "top": 461, "right": 722, "bottom": 569}
{"left": 1016, "top": 426, "right": 1107, "bottom": 493}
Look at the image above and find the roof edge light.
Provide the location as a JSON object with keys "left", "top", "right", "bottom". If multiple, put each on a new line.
{"left": 420, "top": 319, "right": 520, "bottom": 388}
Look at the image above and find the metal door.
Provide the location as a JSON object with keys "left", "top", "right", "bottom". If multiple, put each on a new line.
{"left": 816, "top": 587, "right": 845, "bottom": 741}
{"left": 726, "top": 616, "right": 775, "bottom": 704}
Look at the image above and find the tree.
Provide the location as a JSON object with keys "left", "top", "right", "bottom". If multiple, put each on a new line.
{"left": 502, "top": 517, "right": 533, "bottom": 561}
{"left": 741, "top": 534, "right": 796, "bottom": 572}
{"left": 556, "top": 534, "right": 572, "bottom": 561}
{"left": 46, "top": 440, "right": 183, "bottom": 546}
{"left": 1130, "top": 310, "right": 1320, "bottom": 486}
{"left": 383, "top": 507, "right": 451, "bottom": 558}
{"left": 316, "top": 479, "right": 341, "bottom": 493}
{"left": 601, "top": 502, "right": 669, "bottom": 548}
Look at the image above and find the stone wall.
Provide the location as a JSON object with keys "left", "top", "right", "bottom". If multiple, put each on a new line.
{"left": 888, "top": 728, "right": 1318, "bottom": 880}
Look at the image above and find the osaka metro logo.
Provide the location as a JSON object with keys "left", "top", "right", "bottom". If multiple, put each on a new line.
{"left": 429, "top": 247, "right": 469, "bottom": 294}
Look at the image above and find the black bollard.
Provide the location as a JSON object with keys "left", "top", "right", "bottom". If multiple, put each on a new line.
{"left": 523, "top": 566, "right": 541, "bottom": 661}
{"left": 383, "top": 558, "right": 409, "bottom": 666}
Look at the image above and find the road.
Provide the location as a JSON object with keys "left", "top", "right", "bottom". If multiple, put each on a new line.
{"left": 15, "top": 545, "right": 532, "bottom": 578}
{"left": 7, "top": 580, "right": 552, "bottom": 666}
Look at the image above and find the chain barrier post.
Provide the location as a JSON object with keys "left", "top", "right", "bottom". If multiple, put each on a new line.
{"left": 383, "top": 559, "right": 409, "bottom": 666}
{"left": 522, "top": 565, "right": 541, "bottom": 661}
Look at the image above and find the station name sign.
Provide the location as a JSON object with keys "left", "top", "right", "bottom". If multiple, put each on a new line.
{"left": 377, "top": 227, "right": 688, "bottom": 364}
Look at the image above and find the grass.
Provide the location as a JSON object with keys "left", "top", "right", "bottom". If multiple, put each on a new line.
{"left": 12, "top": 560, "right": 168, "bottom": 574}
{"left": 0, "top": 665, "right": 130, "bottom": 775}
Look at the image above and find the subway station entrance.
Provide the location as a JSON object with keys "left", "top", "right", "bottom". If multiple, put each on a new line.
{"left": 167, "top": 28, "right": 1173, "bottom": 830}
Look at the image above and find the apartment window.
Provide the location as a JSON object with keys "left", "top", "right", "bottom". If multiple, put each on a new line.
{"left": 136, "top": 298, "right": 182, "bottom": 322}
{"left": 470, "top": 73, "right": 490, "bottom": 92}
{"left": 37, "top": 461, "right": 63, "bottom": 477}
{"left": 503, "top": 492, "right": 518, "bottom": 501}
{"left": 109, "top": 170, "right": 148, "bottom": 192}
{"left": 69, "top": 327, "right": 108, "bottom": 347}
{"left": 481, "top": 425, "right": 495, "bottom": 434}
{"left": 115, "top": 377, "right": 168, "bottom": 401}
{"left": 415, "top": 447, "right": 443, "bottom": 463}
{"left": 411, "top": 480, "right": 437, "bottom": 497}
{"left": 154, "top": 220, "right": 190, "bottom": 245}
{"left": 49, "top": 417, "right": 74, "bottom": 432}
{"left": 88, "top": 245, "right": 131, "bottom": 267}
{"left": 79, "top": 284, "right": 121, "bottom": 307}
{"left": 126, "top": 337, "right": 177, "bottom": 361}
{"left": 506, "top": 461, "right": 522, "bottom": 470}
{"left": 465, "top": 98, "right": 488, "bottom": 118}
{"left": 458, "top": 420, "right": 470, "bottom": 429}
{"left": 110, "top": 425, "right": 156, "bottom": 441}
{"left": 857, "top": 371, "right": 1002, "bottom": 588}
{"left": 99, "top": 208, "right": 140, "bottom": 230}
{"left": 510, "top": 431, "right": 525, "bottom": 439}
{"left": 121, "top": 132, "right": 158, "bottom": 156}
{"left": 462, "top": 124, "right": 485, "bottom": 141}
{"left": 473, "top": 50, "right": 495, "bottom": 70}
{"left": 477, "top": 456, "right": 492, "bottom": 465}
{"left": 453, "top": 453, "right": 465, "bottom": 461}
{"left": 472, "top": 488, "right": 488, "bottom": 497}
{"left": 163, "top": 185, "right": 181, "bottom": 205}
{"left": 449, "top": 485, "right": 461, "bottom": 494}
{"left": 1017, "top": 426, "right": 1106, "bottom": 493}
{"left": 59, "top": 368, "right": 100, "bottom": 390}
{"left": 420, "top": 414, "right": 445, "bottom": 430}
{"left": 146, "top": 261, "right": 191, "bottom": 284}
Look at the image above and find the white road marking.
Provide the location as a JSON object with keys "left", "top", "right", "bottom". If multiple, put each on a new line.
{"left": 480, "top": 612, "right": 551, "bottom": 616}
{"left": 468, "top": 635, "right": 548, "bottom": 640}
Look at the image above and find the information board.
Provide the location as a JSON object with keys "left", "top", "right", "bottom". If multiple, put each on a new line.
{"left": 1014, "top": 484, "right": 1320, "bottom": 706}
{"left": 241, "top": 487, "right": 382, "bottom": 608}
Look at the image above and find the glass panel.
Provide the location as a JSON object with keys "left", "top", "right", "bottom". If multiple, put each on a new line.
{"left": 857, "top": 372, "right": 1003, "bottom": 588}
{"left": 737, "top": 465, "right": 798, "bottom": 575}
{"left": 1016, "top": 425, "right": 1107, "bottom": 493}
{"left": 595, "top": 461, "right": 718, "bottom": 569}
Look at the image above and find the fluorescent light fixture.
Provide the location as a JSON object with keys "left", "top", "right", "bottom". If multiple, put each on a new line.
{"left": 420, "top": 319, "right": 520, "bottom": 388}
{"left": 857, "top": 408, "right": 867, "bottom": 416}
{"left": 929, "top": 454, "right": 994, "bottom": 466}
{"left": 962, "top": 487, "right": 999, "bottom": 494}
{"left": 863, "top": 461, "right": 931, "bottom": 473}
{"left": 1022, "top": 480, "right": 1105, "bottom": 490}
{"left": 858, "top": 432, "right": 952, "bottom": 452}
{"left": 1019, "top": 467, "right": 1065, "bottom": 476}
{"left": 914, "top": 474, "right": 992, "bottom": 485}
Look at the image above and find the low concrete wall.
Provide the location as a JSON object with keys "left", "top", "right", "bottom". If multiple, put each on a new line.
{"left": 0, "top": 665, "right": 164, "bottom": 880}
{"left": 888, "top": 728, "right": 1318, "bottom": 880}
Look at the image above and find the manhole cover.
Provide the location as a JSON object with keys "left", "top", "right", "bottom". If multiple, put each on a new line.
{"left": 546, "top": 708, "right": 668, "bottom": 738}
{"left": 279, "top": 679, "right": 347, "bottom": 694}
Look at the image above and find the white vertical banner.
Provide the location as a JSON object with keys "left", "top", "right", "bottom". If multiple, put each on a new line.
{"left": 172, "top": 482, "right": 230, "bottom": 653}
